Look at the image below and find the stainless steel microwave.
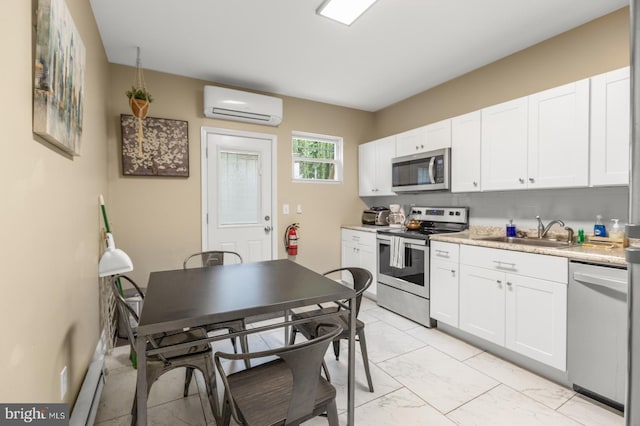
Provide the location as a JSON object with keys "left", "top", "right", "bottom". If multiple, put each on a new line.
{"left": 391, "top": 148, "right": 450, "bottom": 192}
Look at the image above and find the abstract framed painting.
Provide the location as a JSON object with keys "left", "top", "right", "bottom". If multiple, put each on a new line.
{"left": 33, "top": 0, "right": 86, "bottom": 156}
{"left": 120, "top": 115, "right": 190, "bottom": 177}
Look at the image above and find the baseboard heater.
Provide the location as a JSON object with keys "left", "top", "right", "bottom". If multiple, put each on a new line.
{"left": 70, "top": 331, "right": 107, "bottom": 426}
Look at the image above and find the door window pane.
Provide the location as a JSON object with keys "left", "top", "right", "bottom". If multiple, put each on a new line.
{"left": 219, "top": 151, "right": 260, "bottom": 225}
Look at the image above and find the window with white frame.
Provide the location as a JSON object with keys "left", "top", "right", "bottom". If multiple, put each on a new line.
{"left": 292, "top": 131, "right": 343, "bottom": 182}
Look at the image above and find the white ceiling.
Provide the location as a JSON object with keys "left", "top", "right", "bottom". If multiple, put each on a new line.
{"left": 90, "top": 0, "right": 627, "bottom": 112}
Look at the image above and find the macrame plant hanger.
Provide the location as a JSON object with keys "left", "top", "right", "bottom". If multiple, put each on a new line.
{"left": 130, "top": 47, "right": 149, "bottom": 157}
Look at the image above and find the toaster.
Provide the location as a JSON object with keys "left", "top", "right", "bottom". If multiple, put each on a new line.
{"left": 362, "top": 210, "right": 390, "bottom": 226}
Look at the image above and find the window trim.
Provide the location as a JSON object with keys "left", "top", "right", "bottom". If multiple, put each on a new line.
{"left": 291, "top": 131, "right": 343, "bottom": 183}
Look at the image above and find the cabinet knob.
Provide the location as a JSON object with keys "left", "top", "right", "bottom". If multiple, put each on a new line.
{"left": 506, "top": 281, "right": 512, "bottom": 287}
{"left": 497, "top": 279, "right": 502, "bottom": 284}
{"left": 529, "top": 177, "right": 535, "bottom": 183}
{"left": 473, "top": 181, "right": 478, "bottom": 187}
{"left": 451, "top": 270, "right": 456, "bottom": 276}
{"left": 415, "top": 145, "right": 419, "bottom": 150}
{"left": 518, "top": 178, "right": 525, "bottom": 184}
{"left": 420, "top": 144, "right": 424, "bottom": 149}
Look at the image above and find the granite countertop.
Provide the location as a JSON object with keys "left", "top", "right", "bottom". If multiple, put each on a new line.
{"left": 430, "top": 230, "right": 628, "bottom": 266}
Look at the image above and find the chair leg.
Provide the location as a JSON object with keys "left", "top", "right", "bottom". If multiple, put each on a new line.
{"left": 184, "top": 367, "right": 194, "bottom": 397}
{"left": 240, "top": 334, "right": 251, "bottom": 369}
{"left": 326, "top": 399, "right": 339, "bottom": 426}
{"left": 357, "top": 329, "right": 374, "bottom": 393}
{"left": 230, "top": 336, "right": 238, "bottom": 353}
{"left": 288, "top": 327, "right": 298, "bottom": 345}
{"left": 221, "top": 396, "right": 232, "bottom": 426}
{"left": 321, "top": 360, "right": 332, "bottom": 383}
{"left": 199, "top": 357, "right": 221, "bottom": 423}
{"left": 332, "top": 339, "right": 340, "bottom": 360}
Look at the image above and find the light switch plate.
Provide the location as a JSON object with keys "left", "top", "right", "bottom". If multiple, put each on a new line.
{"left": 296, "top": 204, "right": 302, "bottom": 214}
{"left": 283, "top": 204, "right": 290, "bottom": 214}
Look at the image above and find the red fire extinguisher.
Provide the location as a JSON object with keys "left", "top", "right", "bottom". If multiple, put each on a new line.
{"left": 284, "top": 223, "right": 300, "bottom": 256}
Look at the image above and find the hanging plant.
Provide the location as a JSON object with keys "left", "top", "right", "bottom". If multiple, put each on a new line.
{"left": 125, "top": 47, "right": 153, "bottom": 158}
{"left": 126, "top": 86, "right": 153, "bottom": 118}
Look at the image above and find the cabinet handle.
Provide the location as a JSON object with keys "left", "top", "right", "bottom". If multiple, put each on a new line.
{"left": 529, "top": 177, "right": 535, "bottom": 183}
{"left": 493, "top": 260, "right": 516, "bottom": 268}
{"left": 435, "top": 249, "right": 449, "bottom": 256}
{"left": 518, "top": 177, "right": 525, "bottom": 184}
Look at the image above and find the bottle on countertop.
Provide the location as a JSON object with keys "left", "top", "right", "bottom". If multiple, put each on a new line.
{"left": 577, "top": 229, "right": 585, "bottom": 244}
{"left": 506, "top": 219, "right": 517, "bottom": 238}
{"left": 594, "top": 215, "right": 607, "bottom": 237}
{"left": 610, "top": 219, "right": 624, "bottom": 240}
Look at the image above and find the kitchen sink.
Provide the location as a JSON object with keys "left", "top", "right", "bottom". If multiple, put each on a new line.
{"left": 476, "top": 236, "right": 574, "bottom": 248}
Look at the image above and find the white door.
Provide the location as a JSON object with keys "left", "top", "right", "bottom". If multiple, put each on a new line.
{"left": 202, "top": 128, "right": 275, "bottom": 263}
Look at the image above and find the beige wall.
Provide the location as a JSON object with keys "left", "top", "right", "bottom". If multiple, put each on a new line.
{"left": 107, "top": 65, "right": 374, "bottom": 281}
{"left": 0, "top": 0, "right": 109, "bottom": 406}
{"left": 374, "top": 7, "right": 630, "bottom": 137}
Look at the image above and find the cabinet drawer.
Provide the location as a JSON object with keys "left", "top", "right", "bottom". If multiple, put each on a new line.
{"left": 431, "top": 241, "right": 459, "bottom": 263}
{"left": 341, "top": 229, "right": 363, "bottom": 243}
{"left": 460, "top": 245, "right": 567, "bottom": 283}
{"left": 341, "top": 229, "right": 376, "bottom": 248}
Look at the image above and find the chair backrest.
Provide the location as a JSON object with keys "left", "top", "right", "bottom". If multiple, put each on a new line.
{"left": 323, "top": 267, "right": 372, "bottom": 317}
{"left": 214, "top": 325, "right": 342, "bottom": 425}
{"left": 108, "top": 275, "right": 144, "bottom": 350}
{"left": 183, "top": 250, "right": 243, "bottom": 269}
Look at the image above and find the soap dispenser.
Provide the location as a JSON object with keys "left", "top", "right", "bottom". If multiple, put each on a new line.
{"left": 610, "top": 219, "right": 624, "bottom": 240}
{"left": 594, "top": 215, "right": 607, "bottom": 237}
{"left": 506, "top": 219, "right": 516, "bottom": 237}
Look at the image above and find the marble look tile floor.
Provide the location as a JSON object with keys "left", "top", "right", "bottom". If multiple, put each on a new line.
{"left": 96, "top": 298, "right": 624, "bottom": 425}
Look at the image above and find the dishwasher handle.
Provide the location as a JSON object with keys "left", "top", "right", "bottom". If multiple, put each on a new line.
{"left": 573, "top": 271, "right": 627, "bottom": 294}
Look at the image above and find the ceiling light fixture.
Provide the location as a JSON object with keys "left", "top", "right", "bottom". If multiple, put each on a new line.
{"left": 316, "top": 0, "right": 378, "bottom": 26}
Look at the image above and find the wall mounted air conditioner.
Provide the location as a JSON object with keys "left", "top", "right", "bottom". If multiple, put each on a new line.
{"left": 204, "top": 86, "right": 283, "bottom": 126}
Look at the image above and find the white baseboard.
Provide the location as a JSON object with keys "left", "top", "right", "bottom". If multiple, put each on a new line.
{"left": 70, "top": 330, "right": 107, "bottom": 426}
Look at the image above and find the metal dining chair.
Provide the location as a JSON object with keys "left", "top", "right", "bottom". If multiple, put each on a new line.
{"left": 289, "top": 267, "right": 375, "bottom": 392}
{"left": 214, "top": 324, "right": 342, "bottom": 426}
{"left": 109, "top": 275, "right": 220, "bottom": 426}
{"left": 183, "top": 250, "right": 250, "bottom": 393}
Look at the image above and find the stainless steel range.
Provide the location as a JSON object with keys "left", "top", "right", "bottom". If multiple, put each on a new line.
{"left": 376, "top": 206, "right": 468, "bottom": 327}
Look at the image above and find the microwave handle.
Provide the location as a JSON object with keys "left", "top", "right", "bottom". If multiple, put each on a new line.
{"left": 428, "top": 156, "right": 435, "bottom": 184}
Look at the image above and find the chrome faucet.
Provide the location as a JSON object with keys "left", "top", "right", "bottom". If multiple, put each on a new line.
{"left": 536, "top": 216, "right": 565, "bottom": 238}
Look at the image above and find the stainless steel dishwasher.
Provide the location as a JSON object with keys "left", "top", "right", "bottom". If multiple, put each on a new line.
{"left": 568, "top": 260, "right": 628, "bottom": 410}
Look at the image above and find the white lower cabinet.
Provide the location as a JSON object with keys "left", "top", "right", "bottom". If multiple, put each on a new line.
{"left": 454, "top": 244, "right": 568, "bottom": 371}
{"left": 430, "top": 241, "right": 460, "bottom": 327}
{"left": 459, "top": 264, "right": 506, "bottom": 346}
{"left": 341, "top": 229, "right": 377, "bottom": 296}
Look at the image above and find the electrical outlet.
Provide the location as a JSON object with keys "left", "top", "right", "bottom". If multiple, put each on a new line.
{"left": 60, "top": 366, "right": 68, "bottom": 400}
{"left": 296, "top": 204, "right": 302, "bottom": 214}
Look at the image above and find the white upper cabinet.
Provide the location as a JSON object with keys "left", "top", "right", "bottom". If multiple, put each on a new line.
{"left": 590, "top": 67, "right": 630, "bottom": 186}
{"left": 527, "top": 79, "right": 590, "bottom": 189}
{"left": 481, "top": 97, "right": 529, "bottom": 191}
{"left": 396, "top": 119, "right": 451, "bottom": 157}
{"left": 358, "top": 136, "right": 396, "bottom": 196}
{"left": 451, "top": 111, "right": 482, "bottom": 192}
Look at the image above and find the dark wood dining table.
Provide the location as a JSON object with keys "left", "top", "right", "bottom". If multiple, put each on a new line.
{"left": 135, "top": 259, "right": 357, "bottom": 425}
